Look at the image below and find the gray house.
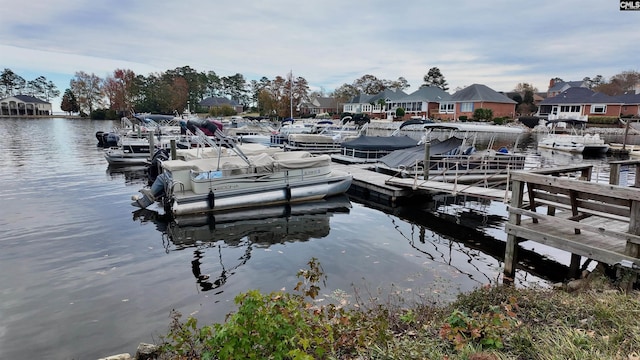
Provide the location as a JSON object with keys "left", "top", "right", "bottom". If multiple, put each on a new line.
{"left": 199, "top": 96, "right": 243, "bottom": 113}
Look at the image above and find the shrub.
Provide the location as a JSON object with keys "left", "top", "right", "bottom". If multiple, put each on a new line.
{"left": 473, "top": 108, "right": 493, "bottom": 122}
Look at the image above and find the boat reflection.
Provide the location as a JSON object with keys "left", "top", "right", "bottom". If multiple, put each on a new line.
{"left": 133, "top": 196, "right": 351, "bottom": 292}
{"left": 106, "top": 165, "right": 149, "bottom": 184}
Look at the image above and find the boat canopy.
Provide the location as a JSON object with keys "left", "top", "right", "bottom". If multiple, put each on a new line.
{"left": 423, "top": 123, "right": 524, "bottom": 134}
{"left": 377, "top": 137, "right": 464, "bottom": 168}
{"left": 340, "top": 135, "right": 418, "bottom": 151}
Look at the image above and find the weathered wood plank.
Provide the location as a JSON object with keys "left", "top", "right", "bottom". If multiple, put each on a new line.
{"left": 507, "top": 206, "right": 640, "bottom": 245}
{"left": 513, "top": 171, "right": 640, "bottom": 201}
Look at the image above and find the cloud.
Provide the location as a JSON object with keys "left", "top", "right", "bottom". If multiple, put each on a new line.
{"left": 1, "top": 0, "right": 639, "bottom": 113}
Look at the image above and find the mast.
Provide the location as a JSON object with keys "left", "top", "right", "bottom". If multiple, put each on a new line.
{"left": 289, "top": 69, "right": 293, "bottom": 119}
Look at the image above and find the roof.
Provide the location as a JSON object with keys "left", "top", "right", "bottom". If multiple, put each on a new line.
{"left": 539, "top": 87, "right": 622, "bottom": 105}
{"left": 348, "top": 89, "right": 408, "bottom": 104}
{"left": 402, "top": 86, "right": 452, "bottom": 102}
{"left": 613, "top": 92, "right": 640, "bottom": 105}
{"left": 451, "top": 84, "right": 517, "bottom": 104}
{"left": 548, "top": 80, "right": 587, "bottom": 93}
{"left": 1, "top": 94, "right": 50, "bottom": 104}
{"left": 199, "top": 96, "right": 240, "bottom": 107}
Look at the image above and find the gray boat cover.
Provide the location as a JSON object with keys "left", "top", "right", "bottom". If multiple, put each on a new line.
{"left": 378, "top": 137, "right": 464, "bottom": 168}
{"left": 340, "top": 135, "right": 418, "bottom": 150}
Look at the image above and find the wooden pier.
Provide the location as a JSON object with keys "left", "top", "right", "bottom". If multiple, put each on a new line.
{"left": 331, "top": 163, "right": 414, "bottom": 204}
{"left": 504, "top": 161, "right": 640, "bottom": 284}
{"left": 333, "top": 159, "right": 640, "bottom": 284}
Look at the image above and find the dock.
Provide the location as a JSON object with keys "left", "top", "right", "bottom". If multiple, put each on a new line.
{"left": 334, "top": 159, "right": 640, "bottom": 285}
{"left": 504, "top": 161, "right": 640, "bottom": 286}
{"left": 331, "top": 163, "right": 414, "bottom": 204}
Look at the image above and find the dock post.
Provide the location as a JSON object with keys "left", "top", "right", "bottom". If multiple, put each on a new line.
{"left": 148, "top": 132, "right": 155, "bottom": 152}
{"left": 170, "top": 139, "right": 177, "bottom": 160}
{"left": 504, "top": 177, "right": 524, "bottom": 283}
{"left": 423, "top": 141, "right": 430, "bottom": 180}
{"left": 610, "top": 163, "right": 621, "bottom": 185}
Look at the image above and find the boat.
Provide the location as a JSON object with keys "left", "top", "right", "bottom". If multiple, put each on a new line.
{"left": 283, "top": 114, "right": 370, "bottom": 154}
{"left": 131, "top": 131, "right": 353, "bottom": 216}
{"left": 375, "top": 122, "right": 526, "bottom": 183}
{"left": 269, "top": 118, "right": 321, "bottom": 147}
{"left": 225, "top": 118, "right": 276, "bottom": 146}
{"left": 537, "top": 119, "right": 609, "bottom": 154}
{"left": 331, "top": 118, "right": 432, "bottom": 164}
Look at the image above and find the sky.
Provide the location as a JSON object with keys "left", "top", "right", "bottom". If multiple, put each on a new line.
{"left": 2, "top": 0, "right": 639, "bottom": 114}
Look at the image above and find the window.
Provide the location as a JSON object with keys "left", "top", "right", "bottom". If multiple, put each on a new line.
{"left": 460, "top": 102, "right": 474, "bottom": 112}
{"left": 439, "top": 103, "right": 454, "bottom": 113}
{"left": 560, "top": 105, "right": 580, "bottom": 113}
{"left": 591, "top": 104, "right": 607, "bottom": 114}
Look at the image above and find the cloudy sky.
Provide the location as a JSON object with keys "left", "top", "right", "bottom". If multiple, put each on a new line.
{"left": 2, "top": 0, "right": 638, "bottom": 113}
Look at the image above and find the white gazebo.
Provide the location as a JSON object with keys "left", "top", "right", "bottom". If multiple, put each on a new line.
{"left": 0, "top": 95, "right": 52, "bottom": 116}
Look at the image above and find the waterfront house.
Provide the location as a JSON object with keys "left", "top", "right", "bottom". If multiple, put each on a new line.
{"left": 0, "top": 95, "right": 52, "bottom": 116}
{"left": 387, "top": 86, "right": 452, "bottom": 120}
{"left": 444, "top": 84, "right": 517, "bottom": 120}
{"left": 547, "top": 79, "right": 589, "bottom": 98}
{"left": 536, "top": 87, "right": 624, "bottom": 121}
{"left": 199, "top": 96, "right": 243, "bottom": 113}
{"left": 614, "top": 92, "right": 640, "bottom": 118}
{"left": 343, "top": 89, "right": 408, "bottom": 119}
{"left": 299, "top": 96, "right": 339, "bottom": 117}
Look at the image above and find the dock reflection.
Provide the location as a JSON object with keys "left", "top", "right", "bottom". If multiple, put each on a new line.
{"left": 133, "top": 196, "right": 351, "bottom": 292}
{"left": 350, "top": 192, "right": 573, "bottom": 284}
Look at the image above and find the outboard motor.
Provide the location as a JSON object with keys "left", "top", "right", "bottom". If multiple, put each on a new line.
{"left": 95, "top": 131, "right": 105, "bottom": 147}
{"left": 105, "top": 133, "right": 119, "bottom": 147}
{"left": 147, "top": 148, "right": 170, "bottom": 184}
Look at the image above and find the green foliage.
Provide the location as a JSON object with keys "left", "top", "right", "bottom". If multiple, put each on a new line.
{"left": 208, "top": 104, "right": 237, "bottom": 117}
{"left": 492, "top": 117, "right": 510, "bottom": 125}
{"left": 473, "top": 108, "right": 493, "bottom": 121}
{"left": 439, "top": 300, "right": 518, "bottom": 351}
{"left": 458, "top": 115, "right": 468, "bottom": 122}
{"left": 587, "top": 116, "right": 619, "bottom": 124}
{"left": 395, "top": 107, "right": 405, "bottom": 117}
{"left": 90, "top": 108, "right": 118, "bottom": 120}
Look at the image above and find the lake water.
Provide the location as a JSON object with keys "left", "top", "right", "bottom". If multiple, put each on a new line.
{"left": 0, "top": 118, "right": 631, "bottom": 359}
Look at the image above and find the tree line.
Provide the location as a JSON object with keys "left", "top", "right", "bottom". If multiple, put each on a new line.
{"left": 1, "top": 66, "right": 638, "bottom": 119}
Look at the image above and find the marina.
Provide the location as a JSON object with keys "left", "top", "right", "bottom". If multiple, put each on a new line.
{"left": 2, "top": 117, "right": 640, "bottom": 359}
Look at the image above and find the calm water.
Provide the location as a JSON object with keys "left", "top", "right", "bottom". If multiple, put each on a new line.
{"left": 0, "top": 118, "right": 629, "bottom": 359}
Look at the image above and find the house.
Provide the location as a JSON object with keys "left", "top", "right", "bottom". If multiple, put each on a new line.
{"left": 444, "top": 84, "right": 517, "bottom": 120}
{"left": 299, "top": 96, "right": 339, "bottom": 116}
{"left": 0, "top": 95, "right": 52, "bottom": 116}
{"left": 547, "top": 79, "right": 589, "bottom": 98}
{"left": 199, "top": 96, "right": 243, "bottom": 113}
{"left": 343, "top": 89, "right": 408, "bottom": 119}
{"left": 536, "top": 87, "right": 624, "bottom": 121}
{"left": 614, "top": 92, "right": 640, "bottom": 118}
{"left": 388, "top": 86, "right": 452, "bottom": 119}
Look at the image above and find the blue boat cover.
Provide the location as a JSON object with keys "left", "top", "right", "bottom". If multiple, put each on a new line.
{"left": 378, "top": 137, "right": 464, "bottom": 168}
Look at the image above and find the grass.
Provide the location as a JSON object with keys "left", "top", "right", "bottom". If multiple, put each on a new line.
{"left": 153, "top": 259, "right": 640, "bottom": 359}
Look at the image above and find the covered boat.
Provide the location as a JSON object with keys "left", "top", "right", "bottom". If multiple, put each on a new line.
{"left": 332, "top": 118, "right": 432, "bottom": 163}
{"left": 375, "top": 122, "right": 526, "bottom": 183}
{"left": 131, "top": 132, "right": 353, "bottom": 216}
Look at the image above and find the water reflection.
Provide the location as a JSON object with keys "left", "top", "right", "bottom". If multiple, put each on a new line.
{"left": 106, "top": 165, "right": 149, "bottom": 184}
{"left": 133, "top": 196, "right": 352, "bottom": 292}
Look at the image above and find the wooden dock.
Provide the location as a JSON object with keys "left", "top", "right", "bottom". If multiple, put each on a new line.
{"left": 331, "top": 163, "right": 414, "bottom": 204}
{"left": 333, "top": 159, "right": 640, "bottom": 285}
{"left": 504, "top": 162, "right": 640, "bottom": 285}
